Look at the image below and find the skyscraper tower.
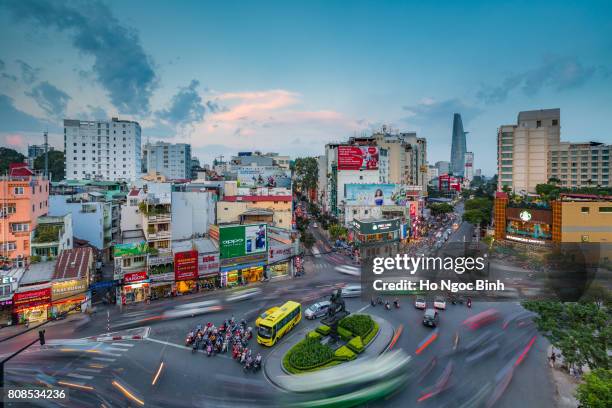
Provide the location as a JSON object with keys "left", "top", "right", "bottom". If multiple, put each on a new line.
{"left": 450, "top": 113, "right": 467, "bottom": 176}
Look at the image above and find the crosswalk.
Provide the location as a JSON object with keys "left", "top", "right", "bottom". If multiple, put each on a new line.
{"left": 56, "top": 341, "right": 135, "bottom": 389}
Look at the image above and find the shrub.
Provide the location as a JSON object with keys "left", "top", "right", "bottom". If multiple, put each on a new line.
{"left": 339, "top": 314, "right": 374, "bottom": 337}
{"left": 316, "top": 325, "right": 331, "bottom": 336}
{"left": 347, "top": 336, "right": 364, "bottom": 353}
{"left": 286, "top": 338, "right": 334, "bottom": 371}
{"left": 334, "top": 345, "right": 356, "bottom": 361}
{"left": 362, "top": 321, "right": 380, "bottom": 346}
{"left": 337, "top": 326, "right": 353, "bottom": 342}
{"left": 307, "top": 331, "right": 322, "bottom": 340}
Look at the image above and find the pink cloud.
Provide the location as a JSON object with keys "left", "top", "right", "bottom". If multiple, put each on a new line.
{"left": 4, "top": 134, "right": 26, "bottom": 148}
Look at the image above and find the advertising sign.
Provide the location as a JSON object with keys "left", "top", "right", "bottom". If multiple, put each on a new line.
{"left": 13, "top": 287, "right": 52, "bottom": 309}
{"left": 174, "top": 250, "right": 198, "bottom": 281}
{"left": 269, "top": 243, "right": 293, "bottom": 263}
{"left": 344, "top": 184, "right": 421, "bottom": 206}
{"left": 219, "top": 224, "right": 268, "bottom": 259}
{"left": 354, "top": 218, "right": 400, "bottom": 234}
{"left": 236, "top": 166, "right": 291, "bottom": 188}
{"left": 198, "top": 253, "right": 220, "bottom": 276}
{"left": 337, "top": 146, "right": 379, "bottom": 170}
{"left": 124, "top": 271, "right": 147, "bottom": 283}
{"left": 113, "top": 241, "right": 149, "bottom": 258}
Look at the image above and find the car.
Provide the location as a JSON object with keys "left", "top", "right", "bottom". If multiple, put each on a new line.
{"left": 341, "top": 285, "right": 361, "bottom": 298}
{"left": 423, "top": 308, "right": 439, "bottom": 327}
{"left": 415, "top": 296, "right": 427, "bottom": 309}
{"left": 433, "top": 296, "right": 446, "bottom": 310}
{"left": 312, "top": 222, "right": 318, "bottom": 228}
{"left": 304, "top": 301, "right": 331, "bottom": 319}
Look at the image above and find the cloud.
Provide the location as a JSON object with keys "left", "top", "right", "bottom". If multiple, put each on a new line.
{"left": 1, "top": 73, "right": 18, "bottom": 82}
{"left": 15, "top": 59, "right": 39, "bottom": 84}
{"left": 477, "top": 56, "right": 599, "bottom": 104}
{"left": 0, "top": 59, "right": 5, "bottom": 71}
{"left": 3, "top": 0, "right": 157, "bottom": 115}
{"left": 156, "top": 80, "right": 205, "bottom": 126}
{"left": 0, "top": 93, "right": 51, "bottom": 132}
{"left": 77, "top": 104, "right": 108, "bottom": 121}
{"left": 4, "top": 134, "right": 26, "bottom": 148}
{"left": 403, "top": 98, "right": 482, "bottom": 124}
{"left": 26, "top": 81, "right": 71, "bottom": 118}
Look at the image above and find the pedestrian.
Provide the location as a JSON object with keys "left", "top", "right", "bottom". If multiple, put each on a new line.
{"left": 549, "top": 352, "right": 556, "bottom": 368}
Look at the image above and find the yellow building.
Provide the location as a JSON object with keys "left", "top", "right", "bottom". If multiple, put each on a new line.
{"left": 216, "top": 194, "right": 292, "bottom": 230}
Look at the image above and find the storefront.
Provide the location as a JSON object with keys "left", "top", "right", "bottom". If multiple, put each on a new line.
{"left": 51, "top": 278, "right": 89, "bottom": 318}
{"left": 119, "top": 271, "right": 150, "bottom": 305}
{"left": 149, "top": 272, "right": 174, "bottom": 300}
{"left": 175, "top": 250, "right": 198, "bottom": 294}
{"left": 352, "top": 218, "right": 400, "bottom": 259}
{"left": 268, "top": 242, "right": 294, "bottom": 279}
{"left": 219, "top": 263, "right": 265, "bottom": 286}
{"left": 13, "top": 286, "right": 52, "bottom": 324}
{"left": 0, "top": 297, "right": 13, "bottom": 326}
{"left": 198, "top": 252, "right": 220, "bottom": 288}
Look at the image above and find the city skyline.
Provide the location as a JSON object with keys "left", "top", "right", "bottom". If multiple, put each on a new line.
{"left": 1, "top": 0, "right": 612, "bottom": 173}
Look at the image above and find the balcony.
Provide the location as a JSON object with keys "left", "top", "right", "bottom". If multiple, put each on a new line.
{"left": 145, "top": 230, "right": 171, "bottom": 240}
{"left": 145, "top": 213, "right": 171, "bottom": 222}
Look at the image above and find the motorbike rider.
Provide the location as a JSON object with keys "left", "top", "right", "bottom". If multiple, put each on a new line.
{"left": 393, "top": 298, "right": 400, "bottom": 308}
{"left": 385, "top": 301, "right": 390, "bottom": 310}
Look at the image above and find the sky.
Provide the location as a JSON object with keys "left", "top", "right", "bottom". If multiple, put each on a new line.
{"left": 1, "top": 0, "right": 611, "bottom": 174}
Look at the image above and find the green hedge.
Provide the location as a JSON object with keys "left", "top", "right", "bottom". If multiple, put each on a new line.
{"left": 347, "top": 336, "right": 364, "bottom": 353}
{"left": 286, "top": 338, "right": 334, "bottom": 371}
{"left": 337, "top": 326, "right": 353, "bottom": 342}
{"left": 334, "top": 345, "right": 357, "bottom": 361}
{"left": 316, "top": 325, "right": 331, "bottom": 336}
{"left": 307, "top": 331, "right": 322, "bottom": 340}
{"left": 339, "top": 314, "right": 374, "bottom": 337}
{"left": 362, "top": 321, "right": 380, "bottom": 346}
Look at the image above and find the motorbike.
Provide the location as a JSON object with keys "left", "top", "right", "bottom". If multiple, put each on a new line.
{"left": 371, "top": 298, "right": 376, "bottom": 307}
{"left": 385, "top": 302, "right": 391, "bottom": 311}
{"left": 377, "top": 297, "right": 383, "bottom": 305}
{"left": 185, "top": 333, "right": 194, "bottom": 346}
{"left": 206, "top": 343, "right": 213, "bottom": 357}
{"left": 192, "top": 338, "right": 200, "bottom": 353}
{"left": 243, "top": 358, "right": 252, "bottom": 372}
{"left": 222, "top": 340, "right": 228, "bottom": 353}
{"left": 252, "top": 358, "right": 261, "bottom": 372}
{"left": 467, "top": 298, "right": 472, "bottom": 308}
{"left": 394, "top": 300, "right": 400, "bottom": 309}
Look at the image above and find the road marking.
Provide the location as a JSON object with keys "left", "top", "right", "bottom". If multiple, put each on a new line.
{"left": 356, "top": 304, "right": 370, "bottom": 313}
{"left": 105, "top": 347, "right": 130, "bottom": 352}
{"left": 99, "top": 352, "right": 123, "bottom": 357}
{"left": 93, "top": 357, "right": 116, "bottom": 362}
{"left": 145, "top": 337, "right": 231, "bottom": 359}
{"left": 67, "top": 373, "right": 94, "bottom": 380}
{"left": 111, "top": 343, "right": 135, "bottom": 347}
{"left": 77, "top": 367, "right": 101, "bottom": 374}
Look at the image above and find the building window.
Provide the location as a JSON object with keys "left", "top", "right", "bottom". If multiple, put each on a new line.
{"left": 536, "top": 120, "right": 541, "bottom": 127}
{"left": 552, "top": 119, "right": 558, "bottom": 126}
{"left": 11, "top": 223, "right": 29, "bottom": 232}
{"left": 13, "top": 187, "right": 24, "bottom": 195}
{"left": 581, "top": 207, "right": 589, "bottom": 213}
{"left": 599, "top": 207, "right": 612, "bottom": 213}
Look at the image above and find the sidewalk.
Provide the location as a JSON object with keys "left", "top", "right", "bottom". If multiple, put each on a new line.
{"left": 0, "top": 312, "right": 90, "bottom": 340}
{"left": 548, "top": 345, "right": 580, "bottom": 408}
{"left": 263, "top": 315, "right": 394, "bottom": 389}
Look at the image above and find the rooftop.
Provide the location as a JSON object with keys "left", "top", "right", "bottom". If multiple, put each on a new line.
{"left": 20, "top": 261, "right": 57, "bottom": 285}
{"left": 53, "top": 247, "right": 93, "bottom": 281}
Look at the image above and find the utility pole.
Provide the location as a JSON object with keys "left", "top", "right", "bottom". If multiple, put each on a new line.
{"left": 43, "top": 130, "right": 49, "bottom": 179}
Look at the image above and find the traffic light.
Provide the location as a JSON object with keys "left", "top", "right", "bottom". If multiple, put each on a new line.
{"left": 38, "top": 329, "right": 45, "bottom": 346}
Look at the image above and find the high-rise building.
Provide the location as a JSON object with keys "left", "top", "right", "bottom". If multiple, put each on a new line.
{"left": 549, "top": 142, "right": 610, "bottom": 188}
{"left": 64, "top": 117, "right": 142, "bottom": 181}
{"left": 450, "top": 113, "right": 467, "bottom": 176}
{"left": 143, "top": 142, "right": 192, "bottom": 180}
{"left": 435, "top": 161, "right": 450, "bottom": 176}
{"left": 464, "top": 152, "right": 474, "bottom": 182}
{"left": 427, "top": 165, "right": 439, "bottom": 182}
{"left": 497, "top": 109, "right": 560, "bottom": 192}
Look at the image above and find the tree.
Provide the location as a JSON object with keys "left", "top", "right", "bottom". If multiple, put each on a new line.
{"left": 293, "top": 157, "right": 318, "bottom": 194}
{"left": 428, "top": 202, "right": 454, "bottom": 216}
{"left": 34, "top": 150, "right": 65, "bottom": 181}
{"left": 576, "top": 369, "right": 612, "bottom": 408}
{"left": 548, "top": 177, "right": 561, "bottom": 185}
{"left": 535, "top": 183, "right": 561, "bottom": 202}
{"left": 0, "top": 147, "right": 26, "bottom": 174}
{"left": 328, "top": 224, "right": 347, "bottom": 240}
{"left": 523, "top": 301, "right": 611, "bottom": 371}
{"left": 301, "top": 231, "right": 315, "bottom": 249}
{"left": 463, "top": 209, "right": 490, "bottom": 226}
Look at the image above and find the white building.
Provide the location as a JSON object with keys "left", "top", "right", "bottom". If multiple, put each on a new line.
{"left": 121, "top": 188, "right": 146, "bottom": 233}
{"left": 143, "top": 142, "right": 192, "bottom": 180}
{"left": 64, "top": 117, "right": 141, "bottom": 181}
{"left": 427, "top": 165, "right": 439, "bottom": 182}
{"left": 464, "top": 152, "right": 474, "bottom": 182}
{"left": 171, "top": 191, "right": 216, "bottom": 240}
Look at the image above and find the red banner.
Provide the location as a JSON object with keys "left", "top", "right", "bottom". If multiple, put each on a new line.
{"left": 124, "top": 271, "right": 147, "bottom": 283}
{"left": 13, "top": 287, "right": 52, "bottom": 309}
{"left": 337, "top": 146, "right": 379, "bottom": 170}
{"left": 175, "top": 250, "right": 198, "bottom": 281}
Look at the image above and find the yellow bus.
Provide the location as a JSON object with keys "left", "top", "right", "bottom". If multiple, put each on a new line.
{"left": 257, "top": 301, "right": 301, "bottom": 346}
{"left": 255, "top": 306, "right": 279, "bottom": 327}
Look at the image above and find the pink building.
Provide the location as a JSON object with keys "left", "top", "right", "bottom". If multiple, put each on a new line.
{"left": 0, "top": 163, "right": 49, "bottom": 267}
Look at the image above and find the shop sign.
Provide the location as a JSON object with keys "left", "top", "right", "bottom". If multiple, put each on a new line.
{"left": 198, "top": 253, "right": 219, "bottom": 276}
{"left": 124, "top": 271, "right": 147, "bottom": 283}
{"left": 52, "top": 279, "right": 87, "bottom": 298}
{"left": 220, "top": 252, "right": 267, "bottom": 268}
{"left": 219, "top": 224, "right": 267, "bottom": 259}
{"left": 175, "top": 250, "right": 198, "bottom": 281}
{"left": 506, "top": 235, "right": 546, "bottom": 245}
{"left": 269, "top": 244, "right": 292, "bottom": 262}
{"left": 354, "top": 218, "right": 400, "bottom": 234}
{"left": 149, "top": 272, "right": 174, "bottom": 282}
{"left": 519, "top": 210, "right": 532, "bottom": 222}
{"left": 13, "top": 287, "right": 51, "bottom": 309}
{"left": 114, "top": 241, "right": 149, "bottom": 258}
{"left": 337, "top": 145, "right": 379, "bottom": 170}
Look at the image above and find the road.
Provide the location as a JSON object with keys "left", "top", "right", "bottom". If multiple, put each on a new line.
{"left": 0, "top": 219, "right": 555, "bottom": 407}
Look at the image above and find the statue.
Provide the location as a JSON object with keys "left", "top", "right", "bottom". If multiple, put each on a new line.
{"left": 321, "top": 288, "right": 350, "bottom": 343}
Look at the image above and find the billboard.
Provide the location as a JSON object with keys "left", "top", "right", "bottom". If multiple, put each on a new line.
{"left": 113, "top": 241, "right": 149, "bottom": 258}
{"left": 13, "top": 288, "right": 52, "bottom": 310}
{"left": 198, "top": 253, "right": 220, "bottom": 276}
{"left": 236, "top": 166, "right": 291, "bottom": 188}
{"left": 174, "top": 250, "right": 199, "bottom": 281}
{"left": 124, "top": 271, "right": 147, "bottom": 283}
{"left": 344, "top": 184, "right": 421, "bottom": 206}
{"left": 337, "top": 146, "right": 379, "bottom": 170}
{"left": 219, "top": 224, "right": 268, "bottom": 259}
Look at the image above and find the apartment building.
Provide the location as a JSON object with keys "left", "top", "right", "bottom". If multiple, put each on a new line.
{"left": 497, "top": 108, "right": 560, "bottom": 192}
{"left": 548, "top": 142, "right": 611, "bottom": 188}
{"left": 64, "top": 117, "right": 142, "bottom": 181}
{"left": 143, "top": 142, "right": 191, "bottom": 180}
{"left": 0, "top": 163, "right": 49, "bottom": 266}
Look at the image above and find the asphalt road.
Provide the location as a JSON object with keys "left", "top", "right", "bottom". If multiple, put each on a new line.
{"left": 0, "top": 221, "right": 555, "bottom": 408}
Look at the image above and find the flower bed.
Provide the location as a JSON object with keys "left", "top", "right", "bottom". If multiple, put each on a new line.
{"left": 284, "top": 338, "right": 335, "bottom": 373}
{"left": 339, "top": 314, "right": 375, "bottom": 337}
